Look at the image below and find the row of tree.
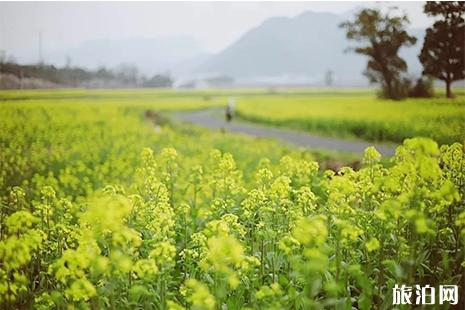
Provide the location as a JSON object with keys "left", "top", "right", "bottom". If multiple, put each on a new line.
{"left": 0, "top": 59, "right": 173, "bottom": 89}
{"left": 341, "top": 1, "right": 464, "bottom": 99}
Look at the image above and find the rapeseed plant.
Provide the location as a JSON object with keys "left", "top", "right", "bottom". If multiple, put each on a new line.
{"left": 0, "top": 95, "right": 463, "bottom": 309}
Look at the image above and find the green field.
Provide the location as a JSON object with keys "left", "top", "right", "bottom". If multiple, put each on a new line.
{"left": 0, "top": 89, "right": 464, "bottom": 309}
{"left": 235, "top": 89, "right": 465, "bottom": 145}
{"left": 6, "top": 87, "right": 464, "bottom": 146}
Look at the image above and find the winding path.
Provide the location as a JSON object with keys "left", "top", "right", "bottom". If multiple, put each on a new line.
{"left": 172, "top": 108, "right": 396, "bottom": 157}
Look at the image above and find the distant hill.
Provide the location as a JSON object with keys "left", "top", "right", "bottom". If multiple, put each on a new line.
{"left": 196, "top": 11, "right": 424, "bottom": 86}
{"left": 12, "top": 36, "right": 208, "bottom": 76}
{"left": 8, "top": 12, "right": 425, "bottom": 87}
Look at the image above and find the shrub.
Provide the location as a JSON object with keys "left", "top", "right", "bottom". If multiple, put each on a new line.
{"left": 408, "top": 77, "right": 434, "bottom": 98}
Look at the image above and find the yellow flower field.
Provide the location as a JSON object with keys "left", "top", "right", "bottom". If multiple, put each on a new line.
{"left": 0, "top": 89, "right": 464, "bottom": 309}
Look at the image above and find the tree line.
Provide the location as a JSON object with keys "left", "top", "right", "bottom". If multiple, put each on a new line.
{"left": 0, "top": 59, "right": 173, "bottom": 89}
{"left": 341, "top": 1, "right": 465, "bottom": 99}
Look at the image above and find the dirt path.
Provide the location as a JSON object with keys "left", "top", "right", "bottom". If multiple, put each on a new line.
{"left": 172, "top": 108, "right": 397, "bottom": 156}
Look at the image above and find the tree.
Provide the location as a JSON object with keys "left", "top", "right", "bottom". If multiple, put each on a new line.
{"left": 115, "top": 63, "right": 139, "bottom": 86}
{"left": 419, "top": 1, "right": 465, "bottom": 98}
{"left": 0, "top": 50, "right": 6, "bottom": 64}
{"left": 340, "top": 8, "right": 417, "bottom": 99}
{"left": 143, "top": 74, "right": 173, "bottom": 88}
{"left": 65, "top": 55, "right": 72, "bottom": 68}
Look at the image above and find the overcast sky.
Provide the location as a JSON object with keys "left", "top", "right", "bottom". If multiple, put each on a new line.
{"left": 1, "top": 1, "right": 429, "bottom": 55}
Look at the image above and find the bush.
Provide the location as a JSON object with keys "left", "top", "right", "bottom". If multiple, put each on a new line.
{"left": 378, "top": 78, "right": 411, "bottom": 100}
{"left": 378, "top": 77, "right": 435, "bottom": 100}
{"left": 408, "top": 77, "right": 434, "bottom": 98}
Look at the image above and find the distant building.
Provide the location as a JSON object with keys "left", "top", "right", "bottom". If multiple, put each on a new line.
{"left": 176, "top": 76, "right": 234, "bottom": 89}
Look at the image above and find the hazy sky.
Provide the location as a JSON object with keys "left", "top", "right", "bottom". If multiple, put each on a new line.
{"left": 1, "top": 1, "right": 429, "bottom": 55}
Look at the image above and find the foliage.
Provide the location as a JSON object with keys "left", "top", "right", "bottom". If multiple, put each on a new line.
{"left": 408, "top": 77, "right": 434, "bottom": 98}
{"left": 0, "top": 62, "right": 173, "bottom": 89}
{"left": 143, "top": 74, "right": 173, "bottom": 88}
{"left": 0, "top": 90, "right": 464, "bottom": 309}
{"left": 419, "top": 1, "right": 465, "bottom": 98}
{"left": 340, "top": 8, "right": 417, "bottom": 100}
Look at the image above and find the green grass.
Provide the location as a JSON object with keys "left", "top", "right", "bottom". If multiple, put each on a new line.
{"left": 0, "top": 89, "right": 360, "bottom": 175}
{"left": 3, "top": 88, "right": 463, "bottom": 146}
{"left": 235, "top": 89, "right": 465, "bottom": 145}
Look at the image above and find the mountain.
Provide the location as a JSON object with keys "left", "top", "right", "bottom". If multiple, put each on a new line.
{"left": 196, "top": 11, "right": 424, "bottom": 86}
{"left": 170, "top": 53, "right": 212, "bottom": 79}
{"left": 13, "top": 36, "right": 208, "bottom": 76}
